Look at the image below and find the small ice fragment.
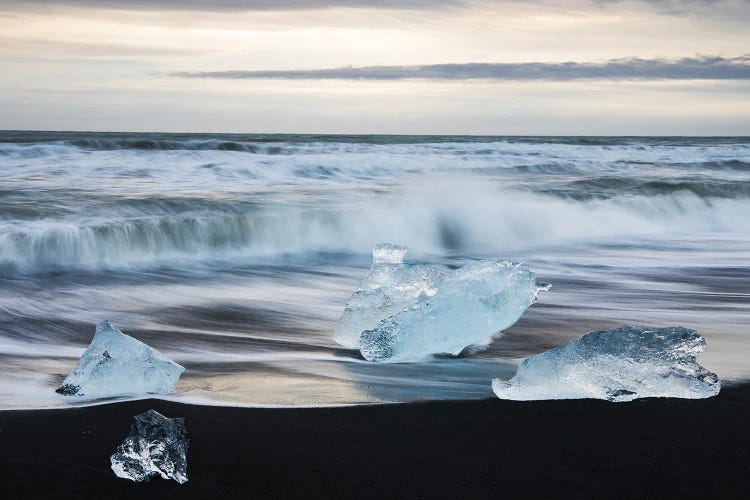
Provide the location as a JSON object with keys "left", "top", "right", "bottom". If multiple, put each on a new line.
{"left": 56, "top": 320, "right": 184, "bottom": 398}
{"left": 359, "top": 260, "right": 544, "bottom": 362}
{"left": 492, "top": 325, "right": 721, "bottom": 402}
{"left": 110, "top": 409, "right": 188, "bottom": 484}
{"left": 334, "top": 243, "right": 450, "bottom": 349}
{"left": 372, "top": 243, "right": 408, "bottom": 264}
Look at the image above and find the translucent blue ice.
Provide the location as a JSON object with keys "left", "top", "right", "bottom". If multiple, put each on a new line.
{"left": 493, "top": 325, "right": 721, "bottom": 402}
{"left": 56, "top": 321, "right": 184, "bottom": 398}
{"left": 335, "top": 244, "right": 546, "bottom": 362}
{"left": 334, "top": 244, "right": 450, "bottom": 349}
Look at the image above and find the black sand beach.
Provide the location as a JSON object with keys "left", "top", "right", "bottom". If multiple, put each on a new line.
{"left": 1, "top": 384, "right": 748, "bottom": 499}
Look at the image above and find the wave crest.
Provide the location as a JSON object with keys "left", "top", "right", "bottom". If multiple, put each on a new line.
{"left": 2, "top": 186, "right": 748, "bottom": 274}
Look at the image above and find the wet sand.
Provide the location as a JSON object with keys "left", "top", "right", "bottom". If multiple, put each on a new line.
{"left": 1, "top": 383, "right": 748, "bottom": 499}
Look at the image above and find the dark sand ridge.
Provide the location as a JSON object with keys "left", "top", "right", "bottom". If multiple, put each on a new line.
{"left": 0, "top": 383, "right": 748, "bottom": 499}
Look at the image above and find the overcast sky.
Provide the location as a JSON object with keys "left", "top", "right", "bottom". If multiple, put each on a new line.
{"left": 1, "top": 0, "right": 749, "bottom": 134}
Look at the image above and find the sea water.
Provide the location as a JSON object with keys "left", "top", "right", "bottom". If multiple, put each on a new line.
{"left": 0, "top": 131, "right": 748, "bottom": 407}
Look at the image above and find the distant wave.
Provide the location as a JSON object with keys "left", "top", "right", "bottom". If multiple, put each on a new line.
{"left": 1, "top": 133, "right": 749, "bottom": 159}
{"left": 1, "top": 142, "right": 748, "bottom": 186}
{"left": 2, "top": 131, "right": 749, "bottom": 147}
{"left": 542, "top": 176, "right": 750, "bottom": 199}
{"left": 695, "top": 159, "right": 750, "bottom": 171}
{"left": 66, "top": 138, "right": 286, "bottom": 153}
{"left": 0, "top": 140, "right": 280, "bottom": 156}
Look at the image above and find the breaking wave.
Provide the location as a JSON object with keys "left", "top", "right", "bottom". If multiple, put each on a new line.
{"left": 2, "top": 186, "right": 749, "bottom": 274}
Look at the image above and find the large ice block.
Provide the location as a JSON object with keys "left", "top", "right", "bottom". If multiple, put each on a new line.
{"left": 334, "top": 243, "right": 450, "bottom": 349}
{"left": 110, "top": 409, "right": 188, "bottom": 484}
{"left": 56, "top": 320, "right": 184, "bottom": 398}
{"left": 493, "top": 325, "right": 721, "bottom": 402}
{"left": 358, "top": 258, "right": 546, "bottom": 362}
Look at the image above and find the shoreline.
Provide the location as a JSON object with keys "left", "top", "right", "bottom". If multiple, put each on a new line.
{"left": 1, "top": 374, "right": 746, "bottom": 412}
{"left": 1, "top": 384, "right": 748, "bottom": 498}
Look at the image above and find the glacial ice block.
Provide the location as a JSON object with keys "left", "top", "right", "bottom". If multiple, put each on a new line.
{"left": 334, "top": 243, "right": 450, "bottom": 349}
{"left": 111, "top": 409, "right": 188, "bottom": 484}
{"left": 358, "top": 258, "right": 546, "bottom": 362}
{"left": 56, "top": 320, "right": 184, "bottom": 398}
{"left": 492, "top": 326, "right": 720, "bottom": 402}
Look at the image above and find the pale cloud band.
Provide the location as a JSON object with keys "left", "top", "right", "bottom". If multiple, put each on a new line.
{"left": 0, "top": 0, "right": 461, "bottom": 11}
{"left": 4, "top": 0, "right": 749, "bottom": 14}
{"left": 174, "top": 56, "right": 750, "bottom": 81}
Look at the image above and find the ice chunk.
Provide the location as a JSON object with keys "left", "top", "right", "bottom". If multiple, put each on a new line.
{"left": 110, "top": 409, "right": 188, "bottom": 484}
{"left": 334, "top": 243, "right": 450, "bottom": 349}
{"left": 372, "top": 243, "right": 408, "bottom": 264}
{"left": 56, "top": 320, "right": 184, "bottom": 398}
{"left": 493, "top": 326, "right": 720, "bottom": 402}
{"left": 359, "top": 259, "right": 546, "bottom": 362}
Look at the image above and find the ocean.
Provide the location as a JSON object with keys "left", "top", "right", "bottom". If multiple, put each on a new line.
{"left": 1, "top": 131, "right": 748, "bottom": 408}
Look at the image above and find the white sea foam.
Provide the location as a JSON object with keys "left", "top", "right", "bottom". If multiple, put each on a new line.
{"left": 1, "top": 182, "right": 749, "bottom": 274}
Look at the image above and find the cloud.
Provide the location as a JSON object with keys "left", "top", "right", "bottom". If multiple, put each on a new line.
{"left": 7, "top": 1, "right": 745, "bottom": 13}
{"left": 173, "top": 56, "right": 750, "bottom": 81}
{"left": 0, "top": 0, "right": 462, "bottom": 12}
{"left": 0, "top": 36, "right": 201, "bottom": 58}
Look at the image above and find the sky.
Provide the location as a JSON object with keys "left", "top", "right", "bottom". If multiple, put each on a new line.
{"left": 1, "top": 0, "right": 749, "bottom": 135}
